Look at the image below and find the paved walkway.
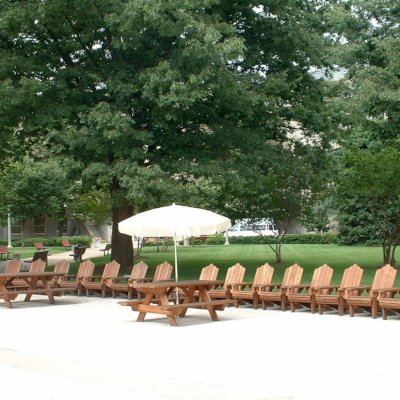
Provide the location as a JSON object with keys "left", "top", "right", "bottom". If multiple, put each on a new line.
{"left": 0, "top": 293, "right": 399, "bottom": 399}
{"left": 0, "top": 246, "right": 105, "bottom": 272}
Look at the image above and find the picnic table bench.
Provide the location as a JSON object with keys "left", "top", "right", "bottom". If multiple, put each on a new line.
{"left": 0, "top": 272, "right": 66, "bottom": 308}
{"left": 119, "top": 280, "right": 235, "bottom": 326}
{"left": 0, "top": 245, "right": 13, "bottom": 260}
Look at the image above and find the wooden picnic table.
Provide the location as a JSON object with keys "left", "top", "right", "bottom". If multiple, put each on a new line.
{"left": 0, "top": 272, "right": 66, "bottom": 308}
{"left": 119, "top": 280, "right": 234, "bottom": 326}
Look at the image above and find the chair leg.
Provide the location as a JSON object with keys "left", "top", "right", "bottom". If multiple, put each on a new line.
{"left": 372, "top": 299, "right": 378, "bottom": 319}
{"left": 349, "top": 304, "right": 355, "bottom": 317}
{"left": 382, "top": 307, "right": 388, "bottom": 320}
{"left": 311, "top": 298, "right": 316, "bottom": 314}
{"left": 318, "top": 304, "right": 324, "bottom": 315}
{"left": 290, "top": 302, "right": 296, "bottom": 312}
{"left": 281, "top": 296, "right": 287, "bottom": 311}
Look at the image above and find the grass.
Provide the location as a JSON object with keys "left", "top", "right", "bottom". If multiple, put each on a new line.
{"left": 26, "top": 243, "right": 394, "bottom": 286}
{"left": 132, "top": 244, "right": 394, "bottom": 285}
{"left": 7, "top": 246, "right": 67, "bottom": 259}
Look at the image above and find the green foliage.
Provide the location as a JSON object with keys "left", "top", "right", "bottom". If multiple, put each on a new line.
{"left": 205, "top": 234, "right": 338, "bottom": 246}
{"left": 0, "top": 158, "right": 69, "bottom": 230}
{"left": 0, "top": 236, "right": 92, "bottom": 247}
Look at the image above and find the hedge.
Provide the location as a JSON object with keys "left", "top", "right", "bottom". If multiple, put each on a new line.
{"left": 205, "top": 233, "right": 338, "bottom": 245}
{"left": 0, "top": 236, "right": 92, "bottom": 247}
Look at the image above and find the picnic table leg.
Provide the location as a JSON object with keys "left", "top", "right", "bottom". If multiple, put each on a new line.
{"left": 0, "top": 281, "right": 14, "bottom": 308}
{"left": 177, "top": 287, "right": 193, "bottom": 318}
{"left": 24, "top": 277, "right": 37, "bottom": 302}
{"left": 198, "top": 286, "right": 219, "bottom": 321}
{"left": 42, "top": 277, "right": 56, "bottom": 304}
{"left": 137, "top": 293, "right": 154, "bottom": 322}
{"left": 158, "top": 292, "right": 178, "bottom": 326}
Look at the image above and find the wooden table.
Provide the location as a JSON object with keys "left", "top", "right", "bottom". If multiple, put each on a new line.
{"left": 119, "top": 280, "right": 234, "bottom": 326}
{"left": 0, "top": 272, "right": 66, "bottom": 308}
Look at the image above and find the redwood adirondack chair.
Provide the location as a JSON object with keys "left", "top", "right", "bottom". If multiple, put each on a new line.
{"left": 207, "top": 263, "right": 246, "bottom": 300}
{"left": 286, "top": 264, "right": 334, "bottom": 313}
{"left": 345, "top": 264, "right": 397, "bottom": 319}
{"left": 315, "top": 264, "right": 364, "bottom": 316}
{"left": 378, "top": 286, "right": 400, "bottom": 320}
{"left": 8, "top": 259, "right": 46, "bottom": 289}
{"left": 50, "top": 260, "right": 71, "bottom": 287}
{"left": 199, "top": 264, "right": 219, "bottom": 281}
{"left": 258, "top": 263, "right": 304, "bottom": 311}
{"left": 141, "top": 261, "right": 174, "bottom": 283}
{"left": 82, "top": 260, "right": 121, "bottom": 297}
{"left": 57, "top": 259, "right": 95, "bottom": 296}
{"left": 4, "top": 259, "right": 22, "bottom": 274}
{"left": 107, "top": 261, "right": 149, "bottom": 299}
{"left": 231, "top": 263, "right": 274, "bottom": 309}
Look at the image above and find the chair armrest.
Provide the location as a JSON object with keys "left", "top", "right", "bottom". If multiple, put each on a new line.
{"left": 231, "top": 282, "right": 253, "bottom": 290}
{"left": 344, "top": 285, "right": 371, "bottom": 293}
{"left": 378, "top": 287, "right": 400, "bottom": 294}
{"left": 314, "top": 284, "right": 340, "bottom": 294}
{"left": 257, "top": 283, "right": 282, "bottom": 291}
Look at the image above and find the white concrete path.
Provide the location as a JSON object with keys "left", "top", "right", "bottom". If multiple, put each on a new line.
{"left": 0, "top": 294, "right": 399, "bottom": 400}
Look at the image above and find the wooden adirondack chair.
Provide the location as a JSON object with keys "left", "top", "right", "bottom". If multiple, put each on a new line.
{"left": 57, "top": 259, "right": 95, "bottom": 296}
{"left": 315, "top": 264, "right": 364, "bottom": 316}
{"left": 149, "top": 261, "right": 174, "bottom": 282}
{"left": 378, "top": 286, "right": 400, "bottom": 320}
{"left": 199, "top": 264, "right": 219, "bottom": 281}
{"left": 258, "top": 263, "right": 304, "bottom": 311}
{"left": 286, "top": 264, "right": 333, "bottom": 313}
{"left": 9, "top": 259, "right": 46, "bottom": 289}
{"left": 345, "top": 264, "right": 397, "bottom": 319}
{"left": 50, "top": 260, "right": 71, "bottom": 287}
{"left": 82, "top": 260, "right": 121, "bottom": 297}
{"left": 4, "top": 259, "right": 22, "bottom": 274}
{"left": 107, "top": 261, "right": 149, "bottom": 299}
{"left": 231, "top": 263, "right": 274, "bottom": 309}
{"left": 207, "top": 263, "right": 246, "bottom": 300}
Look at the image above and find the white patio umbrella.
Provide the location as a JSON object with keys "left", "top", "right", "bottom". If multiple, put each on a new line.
{"left": 118, "top": 203, "right": 231, "bottom": 282}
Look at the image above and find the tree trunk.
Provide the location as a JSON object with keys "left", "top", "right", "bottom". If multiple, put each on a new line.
{"left": 110, "top": 185, "right": 134, "bottom": 273}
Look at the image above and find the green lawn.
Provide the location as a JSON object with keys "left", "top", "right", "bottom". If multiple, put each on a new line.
{"left": 7, "top": 246, "right": 67, "bottom": 259}
{"left": 133, "top": 244, "right": 393, "bottom": 285}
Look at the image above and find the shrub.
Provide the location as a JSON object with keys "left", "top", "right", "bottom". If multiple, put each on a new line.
{"left": 2, "top": 235, "right": 92, "bottom": 247}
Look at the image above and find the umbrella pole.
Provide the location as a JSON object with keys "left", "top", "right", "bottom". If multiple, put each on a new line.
{"left": 174, "top": 239, "right": 179, "bottom": 304}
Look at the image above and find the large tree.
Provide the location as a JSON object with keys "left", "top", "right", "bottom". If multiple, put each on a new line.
{"left": 327, "top": 0, "right": 400, "bottom": 264}
{"left": 0, "top": 1, "right": 333, "bottom": 267}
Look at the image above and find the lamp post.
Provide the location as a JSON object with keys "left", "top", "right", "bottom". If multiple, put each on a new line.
{"left": 7, "top": 212, "right": 12, "bottom": 248}
{"left": 224, "top": 230, "right": 230, "bottom": 245}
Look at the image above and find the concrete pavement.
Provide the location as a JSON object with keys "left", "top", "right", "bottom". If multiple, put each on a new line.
{"left": 0, "top": 293, "right": 399, "bottom": 399}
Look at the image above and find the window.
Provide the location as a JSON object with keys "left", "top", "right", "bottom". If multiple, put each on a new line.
{"left": 11, "top": 223, "right": 22, "bottom": 235}
{"left": 34, "top": 217, "right": 45, "bottom": 235}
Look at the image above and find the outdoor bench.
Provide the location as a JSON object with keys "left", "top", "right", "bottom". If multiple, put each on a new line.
{"left": 0, "top": 246, "right": 13, "bottom": 260}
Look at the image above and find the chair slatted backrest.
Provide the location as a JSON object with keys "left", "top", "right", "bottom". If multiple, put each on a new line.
{"left": 5, "top": 259, "right": 22, "bottom": 274}
{"left": 341, "top": 264, "right": 364, "bottom": 296}
{"left": 77, "top": 260, "right": 95, "bottom": 280}
{"left": 29, "top": 259, "right": 46, "bottom": 273}
{"left": 369, "top": 264, "right": 397, "bottom": 298}
{"left": 310, "top": 264, "right": 333, "bottom": 294}
{"left": 130, "top": 261, "right": 148, "bottom": 280}
{"left": 224, "top": 263, "right": 246, "bottom": 289}
{"left": 54, "top": 260, "right": 70, "bottom": 275}
{"left": 34, "top": 242, "right": 45, "bottom": 250}
{"left": 253, "top": 263, "right": 274, "bottom": 287}
{"left": 282, "top": 263, "right": 304, "bottom": 289}
{"left": 153, "top": 262, "right": 173, "bottom": 281}
{"left": 103, "top": 260, "right": 121, "bottom": 280}
{"left": 0, "top": 245, "right": 9, "bottom": 253}
{"left": 199, "top": 264, "right": 219, "bottom": 281}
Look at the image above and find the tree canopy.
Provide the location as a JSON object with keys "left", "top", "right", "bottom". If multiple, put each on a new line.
{"left": 1, "top": 1, "right": 337, "bottom": 266}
